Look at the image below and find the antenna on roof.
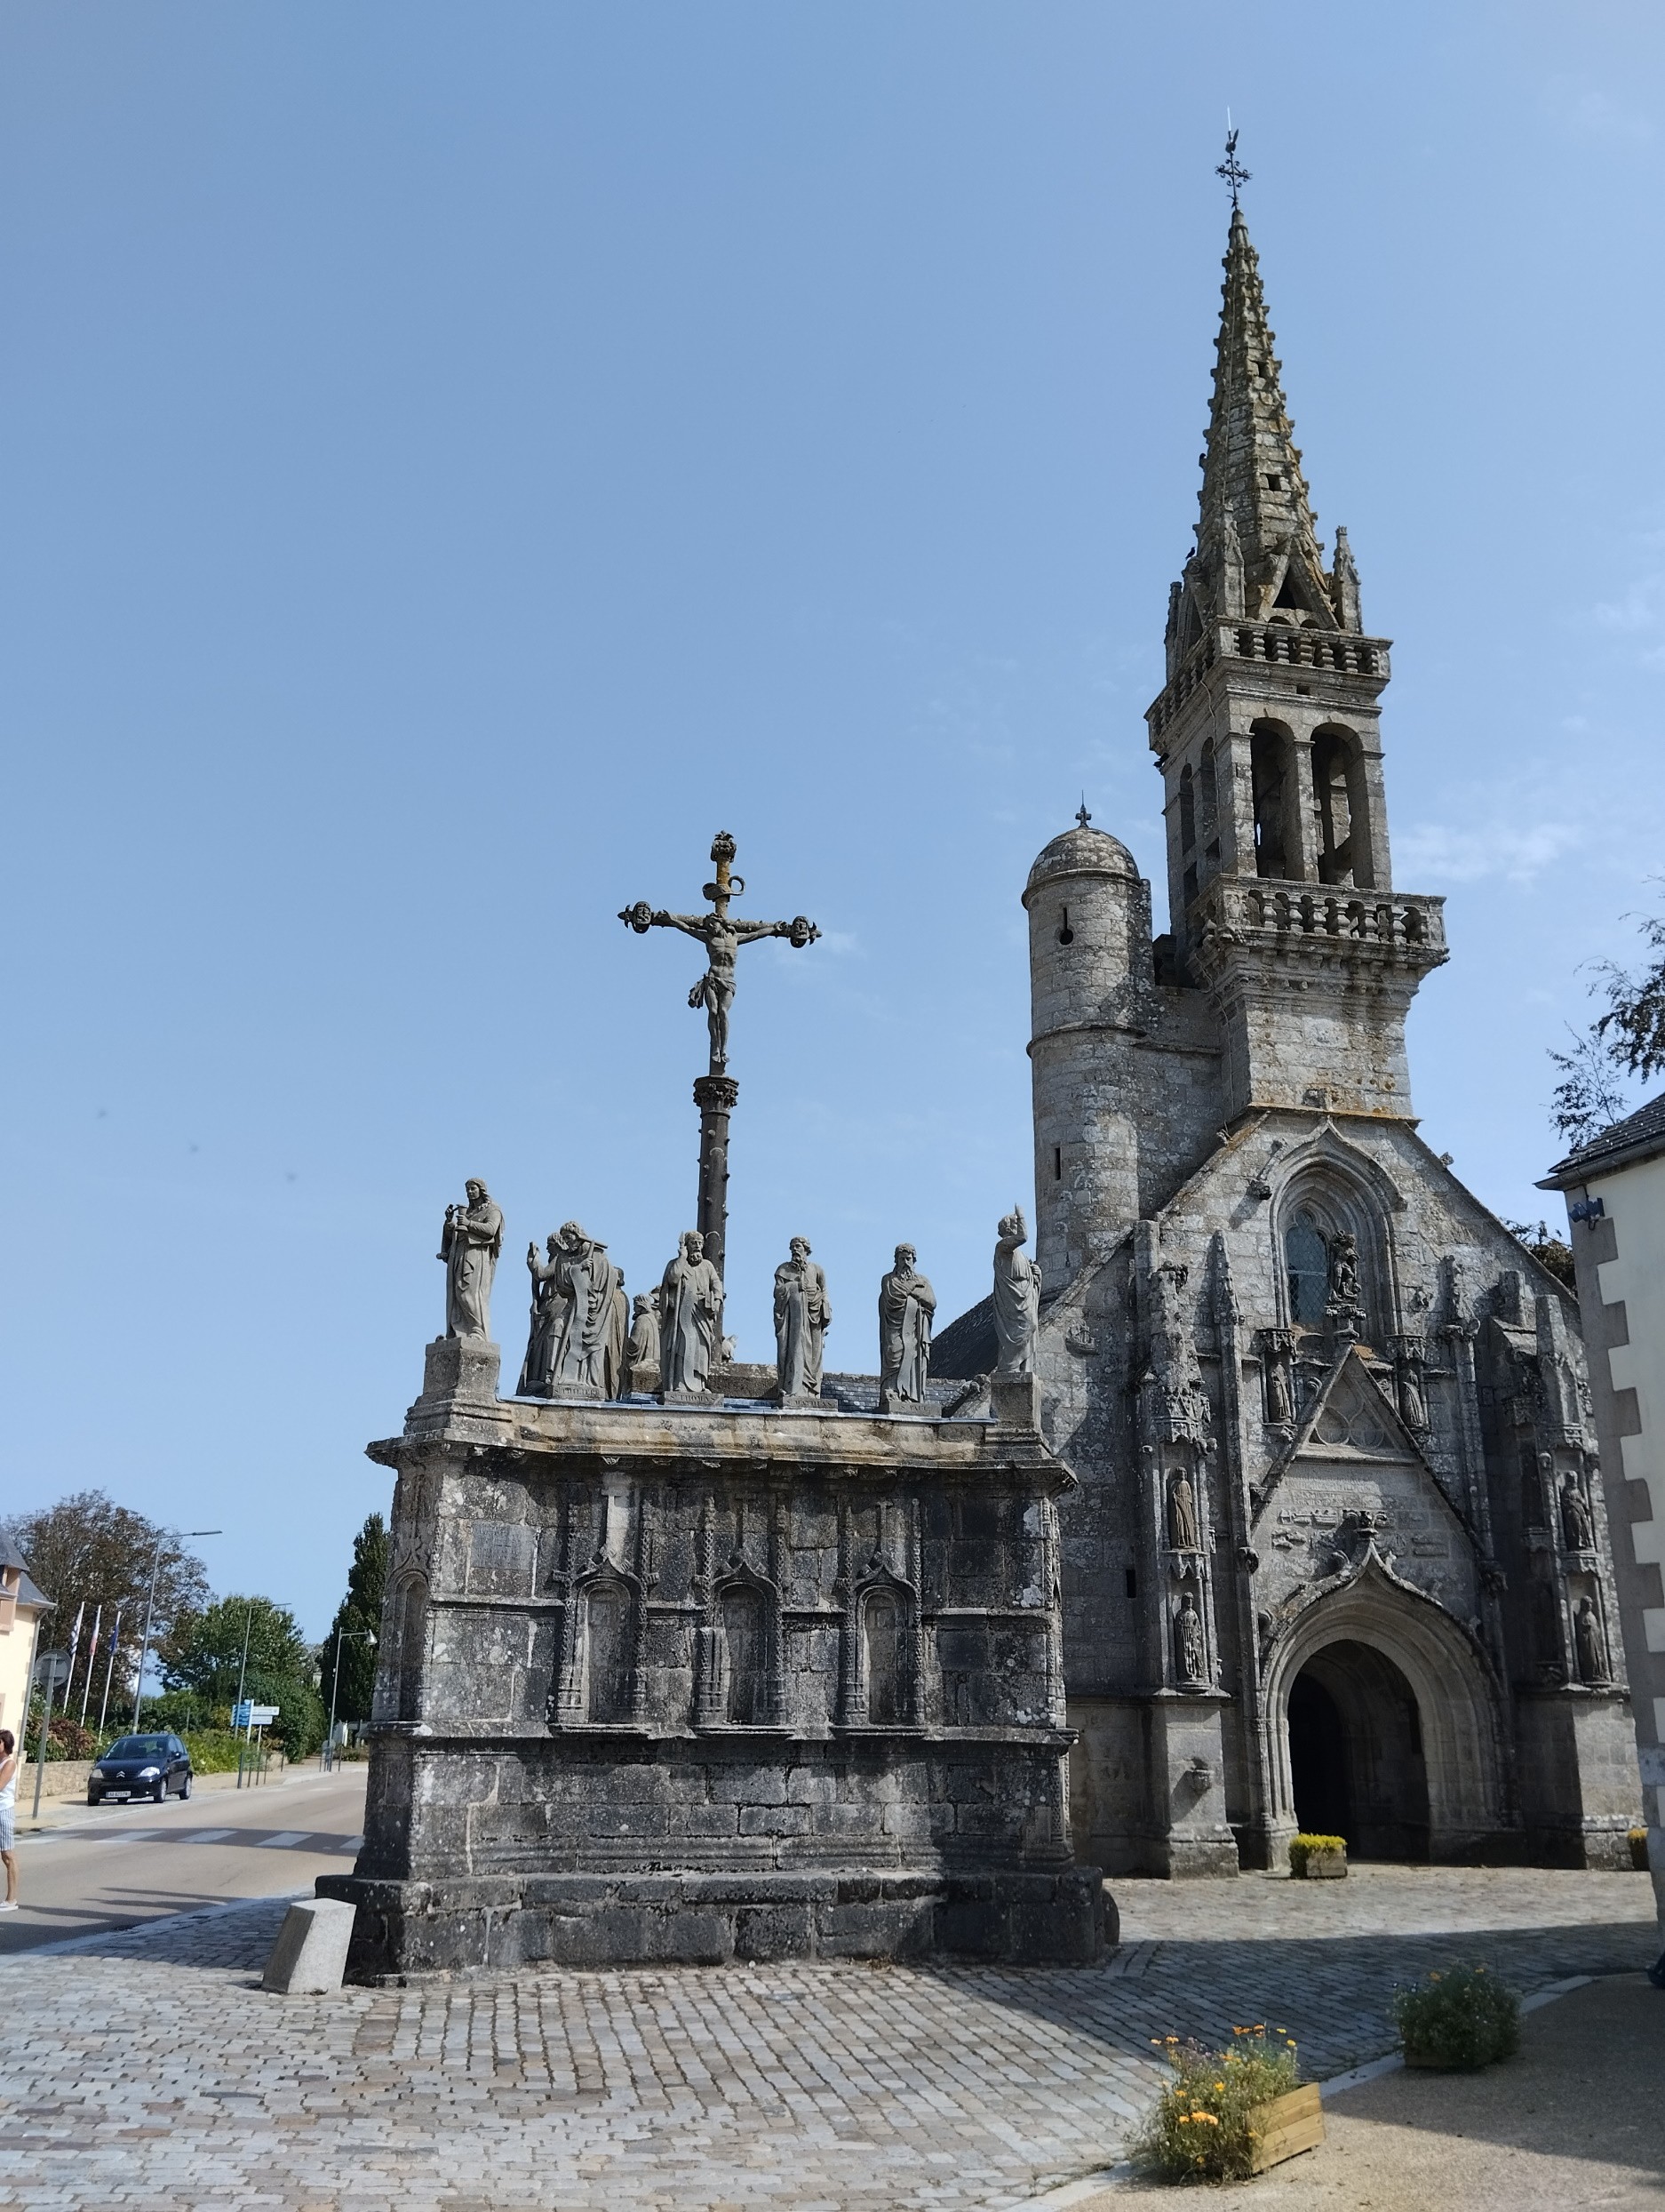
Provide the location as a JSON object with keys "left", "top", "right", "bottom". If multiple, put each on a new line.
{"left": 1216, "top": 117, "right": 1251, "bottom": 210}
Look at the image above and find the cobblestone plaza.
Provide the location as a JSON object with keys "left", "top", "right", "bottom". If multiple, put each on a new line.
{"left": 2, "top": 1867, "right": 1654, "bottom": 2210}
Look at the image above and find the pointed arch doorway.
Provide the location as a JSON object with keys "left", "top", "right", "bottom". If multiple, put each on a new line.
{"left": 1267, "top": 1562, "right": 1505, "bottom": 1865}
{"left": 1286, "top": 1641, "right": 1430, "bottom": 1859}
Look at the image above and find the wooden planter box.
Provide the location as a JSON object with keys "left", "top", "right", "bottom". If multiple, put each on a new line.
{"left": 1247, "top": 2083, "right": 1325, "bottom": 2173}
{"left": 1295, "top": 1849, "right": 1347, "bottom": 1880}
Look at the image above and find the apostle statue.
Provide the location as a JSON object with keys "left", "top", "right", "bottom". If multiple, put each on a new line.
{"left": 879, "top": 1244, "right": 936, "bottom": 1406}
{"left": 554, "top": 1223, "right": 629, "bottom": 1395}
{"left": 992, "top": 1207, "right": 1041, "bottom": 1377}
{"left": 1573, "top": 1594, "right": 1608, "bottom": 1683}
{"left": 774, "top": 1236, "right": 832, "bottom": 1399}
{"left": 1560, "top": 1473, "right": 1596, "bottom": 1553}
{"left": 1396, "top": 1348, "right": 1429, "bottom": 1433}
{"left": 1265, "top": 1346, "right": 1296, "bottom": 1427}
{"left": 1174, "top": 1594, "right": 1206, "bottom": 1686}
{"left": 518, "top": 1233, "right": 565, "bottom": 1394}
{"left": 659, "top": 1230, "right": 724, "bottom": 1395}
{"left": 440, "top": 1179, "right": 504, "bottom": 1340}
{"left": 1167, "top": 1472, "right": 1200, "bottom": 1552}
{"left": 622, "top": 1289, "right": 661, "bottom": 1393}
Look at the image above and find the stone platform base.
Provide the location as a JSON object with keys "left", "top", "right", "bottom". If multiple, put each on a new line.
{"left": 317, "top": 1865, "right": 1111, "bottom": 1981}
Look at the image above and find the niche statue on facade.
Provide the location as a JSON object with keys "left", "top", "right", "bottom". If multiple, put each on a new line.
{"left": 659, "top": 1231, "right": 724, "bottom": 1397}
{"left": 440, "top": 1179, "right": 504, "bottom": 1341}
{"left": 1174, "top": 1593, "right": 1206, "bottom": 1687}
{"left": 1573, "top": 1593, "right": 1609, "bottom": 1684}
{"left": 1259, "top": 1329, "right": 1296, "bottom": 1427}
{"left": 1325, "top": 1231, "right": 1362, "bottom": 1339}
{"left": 1167, "top": 1472, "right": 1200, "bottom": 1553}
{"left": 1391, "top": 1336, "right": 1429, "bottom": 1432}
{"left": 992, "top": 1208, "right": 1041, "bottom": 1377}
{"left": 879, "top": 1244, "right": 936, "bottom": 1409}
{"left": 1147, "top": 1257, "right": 1208, "bottom": 1441}
{"left": 774, "top": 1236, "right": 831, "bottom": 1401}
{"left": 1560, "top": 1473, "right": 1596, "bottom": 1553}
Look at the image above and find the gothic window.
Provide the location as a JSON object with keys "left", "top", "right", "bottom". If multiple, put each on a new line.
{"left": 1250, "top": 723, "right": 1291, "bottom": 880}
{"left": 1179, "top": 766, "right": 1196, "bottom": 852}
{"left": 721, "top": 1584, "right": 766, "bottom": 1725}
{"left": 863, "top": 1589, "right": 904, "bottom": 1725}
{"left": 1286, "top": 1211, "right": 1330, "bottom": 1327}
{"left": 584, "top": 1581, "right": 632, "bottom": 1723}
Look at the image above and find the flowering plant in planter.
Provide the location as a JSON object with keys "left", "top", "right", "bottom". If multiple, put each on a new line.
{"left": 1134, "top": 2025, "right": 1312, "bottom": 2182}
{"left": 1288, "top": 1833, "right": 1347, "bottom": 1878}
{"left": 1393, "top": 1964, "right": 1520, "bottom": 2069}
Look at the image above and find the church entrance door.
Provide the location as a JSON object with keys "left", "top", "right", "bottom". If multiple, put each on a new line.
{"left": 1286, "top": 1640, "right": 1430, "bottom": 1861}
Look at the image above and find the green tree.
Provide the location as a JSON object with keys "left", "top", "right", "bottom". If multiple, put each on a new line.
{"left": 318, "top": 1513, "right": 388, "bottom": 1727}
{"left": 12, "top": 1490, "right": 211, "bottom": 1718}
{"left": 160, "top": 1593, "right": 326, "bottom": 1760}
{"left": 1550, "top": 904, "right": 1665, "bottom": 1146}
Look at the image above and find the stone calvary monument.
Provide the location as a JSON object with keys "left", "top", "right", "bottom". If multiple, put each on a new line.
{"left": 325, "top": 160, "right": 1642, "bottom": 1978}
{"left": 323, "top": 834, "right": 1103, "bottom": 1980}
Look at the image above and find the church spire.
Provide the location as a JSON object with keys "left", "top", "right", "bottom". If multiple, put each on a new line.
{"left": 1170, "top": 205, "right": 1361, "bottom": 663}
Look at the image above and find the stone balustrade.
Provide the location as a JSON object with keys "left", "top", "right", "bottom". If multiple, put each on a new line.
{"left": 1191, "top": 874, "right": 1449, "bottom": 968}
{"left": 1147, "top": 621, "right": 1391, "bottom": 741}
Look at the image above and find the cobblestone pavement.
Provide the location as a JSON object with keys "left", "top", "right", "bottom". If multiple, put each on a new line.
{"left": 0, "top": 1867, "right": 1655, "bottom": 2211}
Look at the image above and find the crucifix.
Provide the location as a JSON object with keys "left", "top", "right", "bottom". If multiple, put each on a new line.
{"left": 620, "top": 831, "right": 819, "bottom": 1277}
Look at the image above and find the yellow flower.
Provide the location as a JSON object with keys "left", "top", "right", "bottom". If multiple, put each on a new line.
{"left": 1190, "top": 2111, "right": 1220, "bottom": 2126}
{"left": 1430, "top": 1971, "right": 1443, "bottom": 1982}
{"left": 1214, "top": 2081, "right": 1226, "bottom": 2092}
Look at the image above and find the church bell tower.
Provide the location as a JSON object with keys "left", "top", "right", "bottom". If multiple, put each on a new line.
{"left": 1148, "top": 208, "right": 1449, "bottom": 1123}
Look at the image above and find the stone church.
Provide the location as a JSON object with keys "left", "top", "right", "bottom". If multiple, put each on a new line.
{"left": 937, "top": 208, "right": 1641, "bottom": 1876}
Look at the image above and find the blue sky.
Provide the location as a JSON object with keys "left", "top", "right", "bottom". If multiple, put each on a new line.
{"left": 4, "top": 3, "right": 1663, "bottom": 1637}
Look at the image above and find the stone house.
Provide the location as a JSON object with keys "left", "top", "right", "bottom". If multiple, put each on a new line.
{"left": 937, "top": 211, "right": 1640, "bottom": 1875}
{"left": 1542, "top": 1096, "right": 1665, "bottom": 1938}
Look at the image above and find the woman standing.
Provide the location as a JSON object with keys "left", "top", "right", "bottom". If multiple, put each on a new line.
{"left": 0, "top": 1729, "right": 19, "bottom": 1912}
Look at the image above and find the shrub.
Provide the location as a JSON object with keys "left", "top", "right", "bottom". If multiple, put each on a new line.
{"left": 180, "top": 1730, "right": 259, "bottom": 1775}
{"left": 1393, "top": 1965, "right": 1520, "bottom": 2070}
{"left": 1288, "top": 1833, "right": 1346, "bottom": 1876}
{"left": 1133, "top": 2026, "right": 1303, "bottom": 2183}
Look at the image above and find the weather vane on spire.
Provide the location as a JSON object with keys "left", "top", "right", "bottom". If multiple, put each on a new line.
{"left": 1216, "top": 125, "right": 1250, "bottom": 210}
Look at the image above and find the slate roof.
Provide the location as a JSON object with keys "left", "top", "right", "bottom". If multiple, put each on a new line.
{"left": 0, "top": 1522, "right": 52, "bottom": 1612}
{"left": 1539, "top": 1088, "right": 1665, "bottom": 1189}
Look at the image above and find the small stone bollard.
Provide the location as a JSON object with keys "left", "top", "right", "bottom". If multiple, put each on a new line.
{"left": 262, "top": 1897, "right": 358, "bottom": 1994}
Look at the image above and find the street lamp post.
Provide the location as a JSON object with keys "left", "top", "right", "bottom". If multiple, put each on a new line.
{"left": 131, "top": 1529, "right": 220, "bottom": 1733}
{"left": 324, "top": 1625, "right": 375, "bottom": 1773}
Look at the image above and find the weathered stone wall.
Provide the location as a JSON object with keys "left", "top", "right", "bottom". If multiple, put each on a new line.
{"left": 325, "top": 1385, "right": 1105, "bottom": 1976}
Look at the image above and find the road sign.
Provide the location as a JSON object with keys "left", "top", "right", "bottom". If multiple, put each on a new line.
{"left": 247, "top": 1705, "right": 280, "bottom": 1726}
{"left": 232, "top": 1701, "right": 252, "bottom": 1729}
{"left": 36, "top": 1650, "right": 71, "bottom": 1692}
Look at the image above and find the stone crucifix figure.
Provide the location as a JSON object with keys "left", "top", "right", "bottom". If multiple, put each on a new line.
{"left": 620, "top": 831, "right": 820, "bottom": 1078}
{"left": 620, "top": 831, "right": 819, "bottom": 1278}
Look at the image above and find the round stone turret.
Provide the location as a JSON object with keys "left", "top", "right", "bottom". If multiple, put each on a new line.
{"left": 1024, "top": 820, "right": 1153, "bottom": 1287}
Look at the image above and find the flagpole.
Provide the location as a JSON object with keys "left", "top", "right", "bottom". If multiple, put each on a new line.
{"left": 96, "top": 1605, "right": 123, "bottom": 1743}
{"left": 78, "top": 1604, "right": 101, "bottom": 1727}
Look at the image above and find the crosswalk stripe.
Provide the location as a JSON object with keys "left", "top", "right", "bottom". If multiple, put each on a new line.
{"left": 254, "top": 1832, "right": 311, "bottom": 1849}
{"left": 180, "top": 1829, "right": 235, "bottom": 1845}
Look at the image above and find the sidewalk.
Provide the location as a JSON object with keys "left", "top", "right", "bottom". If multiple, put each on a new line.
{"left": 0, "top": 1865, "right": 1656, "bottom": 2210}
{"left": 1104, "top": 1972, "right": 1664, "bottom": 2209}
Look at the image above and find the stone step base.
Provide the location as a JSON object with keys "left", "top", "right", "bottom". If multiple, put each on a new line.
{"left": 317, "top": 1863, "right": 1109, "bottom": 1978}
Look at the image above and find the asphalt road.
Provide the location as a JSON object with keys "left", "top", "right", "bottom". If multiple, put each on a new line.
{"left": 0, "top": 1764, "right": 369, "bottom": 1955}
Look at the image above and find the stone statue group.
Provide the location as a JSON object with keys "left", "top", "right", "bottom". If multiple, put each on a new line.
{"left": 439, "top": 1180, "right": 1045, "bottom": 1409}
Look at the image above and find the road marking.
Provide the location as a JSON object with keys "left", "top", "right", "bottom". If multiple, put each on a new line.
{"left": 254, "top": 1832, "right": 311, "bottom": 1849}
{"left": 179, "top": 1829, "right": 236, "bottom": 1845}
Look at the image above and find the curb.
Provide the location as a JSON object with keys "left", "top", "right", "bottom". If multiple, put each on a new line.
{"left": 1015, "top": 1971, "right": 1602, "bottom": 2203}
{"left": 0, "top": 1886, "right": 311, "bottom": 1963}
